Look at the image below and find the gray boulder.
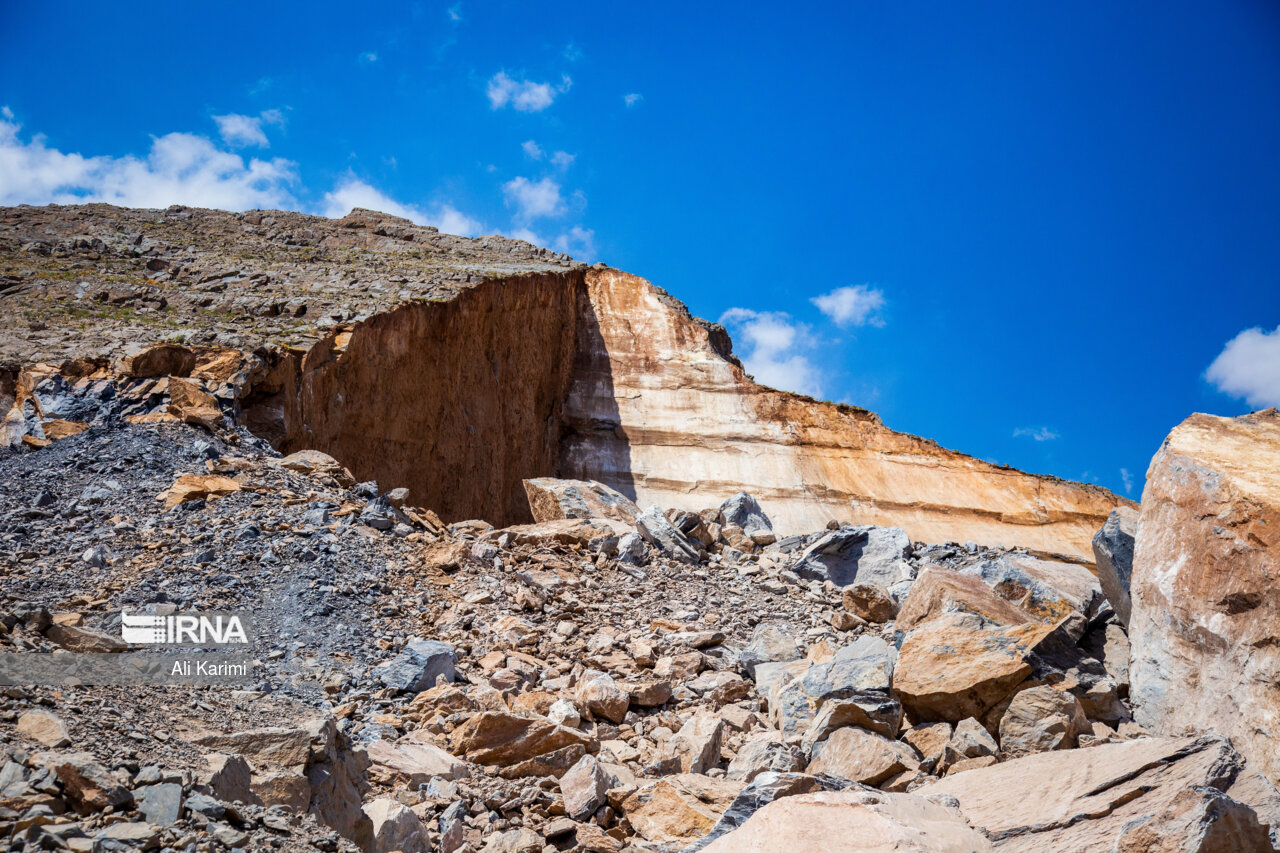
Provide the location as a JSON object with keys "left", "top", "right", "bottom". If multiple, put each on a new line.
{"left": 793, "top": 525, "right": 913, "bottom": 590}
{"left": 375, "top": 638, "right": 456, "bottom": 693}
{"left": 739, "top": 623, "right": 800, "bottom": 678}
{"left": 1092, "top": 505, "right": 1138, "bottom": 627}
{"left": 636, "top": 505, "right": 701, "bottom": 564}
{"left": 719, "top": 492, "right": 775, "bottom": 544}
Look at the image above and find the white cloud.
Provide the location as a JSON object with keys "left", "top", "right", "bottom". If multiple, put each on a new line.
{"left": 623, "top": 93, "right": 643, "bottom": 108}
{"left": 487, "top": 72, "right": 571, "bottom": 112}
{"left": 718, "top": 308, "right": 823, "bottom": 398}
{"left": 550, "top": 150, "right": 575, "bottom": 169}
{"left": 1206, "top": 325, "right": 1280, "bottom": 409}
{"left": 213, "top": 113, "right": 272, "bottom": 148}
{"left": 447, "top": 3, "right": 462, "bottom": 21}
{"left": 502, "top": 175, "right": 564, "bottom": 221}
{"left": 1120, "top": 467, "right": 1134, "bottom": 494}
{"left": 521, "top": 140, "right": 544, "bottom": 160}
{"left": 321, "top": 175, "right": 484, "bottom": 236}
{"left": 359, "top": 51, "right": 378, "bottom": 64}
{"left": 508, "top": 225, "right": 595, "bottom": 260}
{"left": 811, "top": 284, "right": 886, "bottom": 328}
{"left": 0, "top": 113, "right": 298, "bottom": 210}
{"left": 1013, "top": 426, "right": 1060, "bottom": 442}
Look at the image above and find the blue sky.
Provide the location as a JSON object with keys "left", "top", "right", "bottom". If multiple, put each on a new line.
{"left": 3, "top": 1, "right": 1279, "bottom": 498}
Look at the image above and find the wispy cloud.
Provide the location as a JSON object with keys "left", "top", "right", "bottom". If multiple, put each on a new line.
{"left": 811, "top": 284, "right": 886, "bottom": 328}
{"left": 359, "top": 51, "right": 378, "bottom": 64}
{"left": 1013, "top": 426, "right": 1060, "bottom": 442}
{"left": 447, "top": 3, "right": 462, "bottom": 22}
{"left": 718, "top": 308, "right": 823, "bottom": 398}
{"left": 623, "top": 93, "right": 643, "bottom": 108}
{"left": 550, "top": 150, "right": 575, "bottom": 169}
{"left": 521, "top": 140, "right": 544, "bottom": 160}
{"left": 321, "top": 174, "right": 484, "bottom": 236}
{"left": 1120, "top": 467, "right": 1134, "bottom": 494}
{"left": 212, "top": 110, "right": 284, "bottom": 149}
{"left": 1206, "top": 325, "right": 1280, "bottom": 408}
{"left": 487, "top": 72, "right": 571, "bottom": 112}
{"left": 502, "top": 175, "right": 565, "bottom": 221}
{"left": 510, "top": 225, "right": 595, "bottom": 259}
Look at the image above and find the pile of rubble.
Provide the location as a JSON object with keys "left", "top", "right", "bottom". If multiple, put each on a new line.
{"left": 3, "top": 401, "right": 1278, "bottom": 850}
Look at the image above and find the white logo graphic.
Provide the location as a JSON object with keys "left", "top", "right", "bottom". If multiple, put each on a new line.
{"left": 121, "top": 612, "right": 249, "bottom": 645}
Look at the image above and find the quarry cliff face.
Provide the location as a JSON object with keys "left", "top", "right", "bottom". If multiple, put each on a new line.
{"left": 562, "top": 269, "right": 1124, "bottom": 561}
{"left": 1, "top": 204, "right": 1127, "bottom": 559}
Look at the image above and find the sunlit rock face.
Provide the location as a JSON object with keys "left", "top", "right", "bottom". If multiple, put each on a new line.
{"left": 1129, "top": 409, "right": 1280, "bottom": 786}
{"left": 560, "top": 268, "right": 1125, "bottom": 561}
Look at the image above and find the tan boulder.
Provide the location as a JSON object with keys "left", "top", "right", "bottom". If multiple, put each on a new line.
{"left": 449, "top": 711, "right": 592, "bottom": 765}
{"left": 892, "top": 612, "right": 1057, "bottom": 722}
{"left": 900, "top": 721, "right": 952, "bottom": 768}
{"left": 1129, "top": 410, "right": 1280, "bottom": 787}
{"left": 920, "top": 735, "right": 1271, "bottom": 852}
{"left": 17, "top": 710, "right": 70, "bottom": 747}
{"left": 159, "top": 473, "right": 241, "bottom": 510}
{"left": 366, "top": 729, "right": 470, "bottom": 786}
{"left": 620, "top": 774, "right": 743, "bottom": 845}
{"left": 522, "top": 477, "right": 641, "bottom": 524}
{"left": 1113, "top": 786, "right": 1272, "bottom": 852}
{"left": 807, "top": 727, "right": 920, "bottom": 786}
{"left": 484, "top": 517, "right": 631, "bottom": 548}
{"left": 575, "top": 670, "right": 630, "bottom": 723}
{"left": 895, "top": 566, "right": 1037, "bottom": 632}
{"left": 842, "top": 582, "right": 898, "bottom": 623}
{"left": 662, "top": 710, "right": 725, "bottom": 774}
{"left": 998, "top": 685, "right": 1089, "bottom": 759}
{"left": 701, "top": 788, "right": 993, "bottom": 853}
{"left": 363, "top": 797, "right": 429, "bottom": 853}
{"left": 167, "top": 376, "right": 224, "bottom": 429}
{"left": 41, "top": 419, "right": 89, "bottom": 440}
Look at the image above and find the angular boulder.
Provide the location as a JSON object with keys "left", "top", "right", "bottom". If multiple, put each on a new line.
{"left": 635, "top": 505, "right": 702, "bottom": 564}
{"left": 449, "top": 712, "right": 592, "bottom": 766}
{"left": 363, "top": 797, "right": 429, "bottom": 853}
{"left": 719, "top": 492, "right": 775, "bottom": 543}
{"left": 793, "top": 525, "right": 913, "bottom": 590}
{"left": 892, "top": 612, "right": 1057, "bottom": 722}
{"left": 522, "top": 477, "right": 641, "bottom": 524}
{"left": 998, "top": 685, "right": 1089, "bottom": 759}
{"left": 375, "top": 638, "right": 457, "bottom": 693}
{"left": 1129, "top": 410, "right": 1280, "bottom": 787}
{"left": 920, "top": 735, "right": 1271, "bottom": 853}
{"left": 895, "top": 565, "right": 1037, "bottom": 633}
{"left": 620, "top": 774, "right": 743, "bottom": 845}
{"left": 1091, "top": 505, "right": 1138, "bottom": 627}
{"left": 806, "top": 727, "right": 920, "bottom": 786}
{"left": 700, "top": 788, "right": 993, "bottom": 853}
{"left": 958, "top": 553, "right": 1102, "bottom": 622}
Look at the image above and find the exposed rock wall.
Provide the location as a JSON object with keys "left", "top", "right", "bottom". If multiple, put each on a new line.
{"left": 1129, "top": 409, "right": 1280, "bottom": 786}
{"left": 561, "top": 268, "right": 1125, "bottom": 560}
{"left": 246, "top": 271, "right": 583, "bottom": 525}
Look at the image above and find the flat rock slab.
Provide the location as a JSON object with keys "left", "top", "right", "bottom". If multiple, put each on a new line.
{"left": 919, "top": 735, "right": 1264, "bottom": 852}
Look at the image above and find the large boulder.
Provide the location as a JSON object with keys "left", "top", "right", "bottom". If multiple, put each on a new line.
{"left": 957, "top": 554, "right": 1102, "bottom": 622}
{"left": 1091, "top": 505, "right": 1138, "bottom": 627}
{"left": 1129, "top": 410, "right": 1280, "bottom": 787}
{"left": 366, "top": 729, "right": 470, "bottom": 787}
{"left": 806, "top": 727, "right": 920, "bottom": 786}
{"left": 793, "top": 525, "right": 913, "bottom": 591}
{"left": 700, "top": 788, "right": 993, "bottom": 853}
{"left": 636, "top": 505, "right": 702, "bottom": 564}
{"left": 920, "top": 735, "right": 1273, "bottom": 852}
{"left": 375, "top": 638, "right": 457, "bottom": 693}
{"left": 718, "top": 492, "right": 775, "bottom": 543}
{"left": 363, "top": 798, "right": 428, "bottom": 853}
{"left": 522, "top": 477, "right": 641, "bottom": 524}
{"left": 771, "top": 637, "right": 897, "bottom": 739}
{"left": 449, "top": 712, "right": 593, "bottom": 766}
{"left": 738, "top": 623, "right": 800, "bottom": 678}
{"left": 619, "top": 774, "right": 743, "bottom": 845}
{"left": 997, "top": 685, "right": 1089, "bottom": 759}
{"left": 895, "top": 565, "right": 1037, "bottom": 632}
{"left": 892, "top": 612, "right": 1057, "bottom": 722}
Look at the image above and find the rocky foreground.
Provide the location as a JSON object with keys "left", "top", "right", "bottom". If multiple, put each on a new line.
{"left": 0, "top": 204, "right": 1278, "bottom": 852}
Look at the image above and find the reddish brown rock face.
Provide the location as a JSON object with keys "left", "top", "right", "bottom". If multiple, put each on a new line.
{"left": 1129, "top": 409, "right": 1280, "bottom": 786}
